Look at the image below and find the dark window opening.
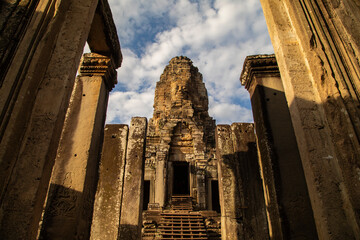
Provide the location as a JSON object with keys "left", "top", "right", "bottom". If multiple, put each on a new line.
{"left": 173, "top": 162, "right": 190, "bottom": 195}
{"left": 143, "top": 180, "right": 150, "bottom": 210}
{"left": 211, "top": 180, "right": 221, "bottom": 213}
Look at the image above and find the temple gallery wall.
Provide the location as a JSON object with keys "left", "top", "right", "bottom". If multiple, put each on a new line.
{"left": 0, "top": 0, "right": 359, "bottom": 239}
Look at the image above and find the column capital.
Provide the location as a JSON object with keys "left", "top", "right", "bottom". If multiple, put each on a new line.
{"left": 80, "top": 53, "right": 117, "bottom": 90}
{"left": 240, "top": 54, "right": 278, "bottom": 90}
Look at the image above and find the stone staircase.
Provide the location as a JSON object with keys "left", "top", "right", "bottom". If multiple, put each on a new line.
{"left": 142, "top": 196, "right": 221, "bottom": 240}
{"left": 159, "top": 211, "right": 207, "bottom": 239}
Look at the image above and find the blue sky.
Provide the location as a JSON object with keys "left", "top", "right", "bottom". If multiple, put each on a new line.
{"left": 88, "top": 0, "right": 274, "bottom": 124}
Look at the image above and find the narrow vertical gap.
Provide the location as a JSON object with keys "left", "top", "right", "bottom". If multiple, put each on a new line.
{"left": 143, "top": 180, "right": 150, "bottom": 210}
{"left": 211, "top": 180, "right": 220, "bottom": 213}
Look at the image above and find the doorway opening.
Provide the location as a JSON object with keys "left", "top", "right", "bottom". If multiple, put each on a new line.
{"left": 211, "top": 180, "right": 220, "bottom": 213}
{"left": 172, "top": 162, "right": 190, "bottom": 195}
{"left": 143, "top": 180, "right": 150, "bottom": 210}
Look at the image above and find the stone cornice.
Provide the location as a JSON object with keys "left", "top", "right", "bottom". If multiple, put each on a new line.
{"left": 240, "top": 54, "right": 279, "bottom": 90}
{"left": 79, "top": 53, "right": 117, "bottom": 90}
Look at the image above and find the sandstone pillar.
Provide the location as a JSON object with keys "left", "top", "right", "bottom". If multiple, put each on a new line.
{"left": 216, "top": 124, "right": 268, "bottom": 240}
{"left": 155, "top": 151, "right": 167, "bottom": 207}
{"left": 90, "top": 124, "right": 128, "bottom": 240}
{"left": 260, "top": 1, "right": 360, "bottom": 238}
{"left": 195, "top": 163, "right": 207, "bottom": 209}
{"left": 0, "top": 0, "right": 39, "bottom": 83}
{"left": 0, "top": 1, "right": 100, "bottom": 239}
{"left": 38, "top": 53, "right": 116, "bottom": 239}
{"left": 119, "top": 117, "right": 147, "bottom": 240}
{"left": 231, "top": 123, "right": 269, "bottom": 240}
{"left": 241, "top": 55, "right": 317, "bottom": 239}
{"left": 216, "top": 125, "right": 240, "bottom": 240}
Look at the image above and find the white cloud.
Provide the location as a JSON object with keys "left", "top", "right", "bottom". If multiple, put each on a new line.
{"left": 209, "top": 102, "right": 253, "bottom": 124}
{"left": 107, "top": 90, "right": 154, "bottom": 124}
{"left": 106, "top": 0, "right": 273, "bottom": 124}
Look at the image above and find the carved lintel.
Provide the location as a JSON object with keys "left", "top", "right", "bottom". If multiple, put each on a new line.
{"left": 79, "top": 53, "right": 117, "bottom": 90}
{"left": 240, "top": 54, "right": 279, "bottom": 90}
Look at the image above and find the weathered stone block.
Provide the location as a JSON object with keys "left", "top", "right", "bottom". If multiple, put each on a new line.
{"left": 216, "top": 124, "right": 241, "bottom": 240}
{"left": 231, "top": 123, "right": 269, "bottom": 240}
{"left": 119, "top": 117, "right": 147, "bottom": 240}
{"left": 90, "top": 124, "right": 129, "bottom": 240}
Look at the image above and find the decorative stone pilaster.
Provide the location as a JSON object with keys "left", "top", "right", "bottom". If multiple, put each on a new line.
{"left": 195, "top": 163, "right": 207, "bottom": 209}
{"left": 154, "top": 149, "right": 168, "bottom": 207}
{"left": 38, "top": 53, "right": 116, "bottom": 239}
{"left": 216, "top": 125, "right": 242, "bottom": 240}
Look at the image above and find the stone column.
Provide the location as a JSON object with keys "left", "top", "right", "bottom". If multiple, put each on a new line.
{"left": 90, "top": 124, "right": 129, "bottom": 240}
{"left": 38, "top": 53, "right": 116, "bottom": 239}
{"left": 119, "top": 117, "right": 147, "bottom": 240}
{"left": 155, "top": 149, "right": 167, "bottom": 207}
{"left": 216, "top": 125, "right": 242, "bottom": 240}
{"left": 241, "top": 54, "right": 317, "bottom": 239}
{"left": 231, "top": 123, "right": 269, "bottom": 240}
{"left": 260, "top": 1, "right": 360, "bottom": 238}
{"left": 195, "top": 163, "right": 207, "bottom": 209}
{"left": 0, "top": 0, "right": 39, "bottom": 83}
{"left": 216, "top": 123, "right": 269, "bottom": 240}
{"left": 0, "top": 1, "right": 100, "bottom": 239}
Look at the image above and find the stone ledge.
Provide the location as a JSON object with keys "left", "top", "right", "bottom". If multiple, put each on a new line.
{"left": 240, "top": 54, "right": 278, "bottom": 89}
{"left": 80, "top": 53, "right": 117, "bottom": 90}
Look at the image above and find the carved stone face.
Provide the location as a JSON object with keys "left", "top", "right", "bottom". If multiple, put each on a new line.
{"left": 171, "top": 80, "right": 188, "bottom": 102}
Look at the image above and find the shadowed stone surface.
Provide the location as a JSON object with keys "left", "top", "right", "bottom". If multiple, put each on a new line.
{"left": 242, "top": 54, "right": 317, "bottom": 239}
{"left": 216, "top": 123, "right": 268, "bottom": 240}
{"left": 260, "top": 1, "right": 360, "bottom": 238}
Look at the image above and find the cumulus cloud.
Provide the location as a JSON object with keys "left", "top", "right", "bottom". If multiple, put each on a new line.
{"left": 106, "top": 0, "right": 273, "bottom": 124}
{"left": 210, "top": 102, "right": 253, "bottom": 124}
{"left": 107, "top": 90, "right": 154, "bottom": 124}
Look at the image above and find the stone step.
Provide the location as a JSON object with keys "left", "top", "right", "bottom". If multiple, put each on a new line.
{"left": 142, "top": 196, "right": 221, "bottom": 239}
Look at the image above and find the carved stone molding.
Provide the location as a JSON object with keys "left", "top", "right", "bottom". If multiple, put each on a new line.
{"left": 79, "top": 53, "right": 117, "bottom": 90}
{"left": 240, "top": 54, "right": 279, "bottom": 89}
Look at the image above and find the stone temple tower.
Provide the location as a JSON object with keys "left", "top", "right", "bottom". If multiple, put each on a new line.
{"left": 144, "top": 56, "right": 218, "bottom": 210}
{"left": 142, "top": 56, "right": 222, "bottom": 239}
